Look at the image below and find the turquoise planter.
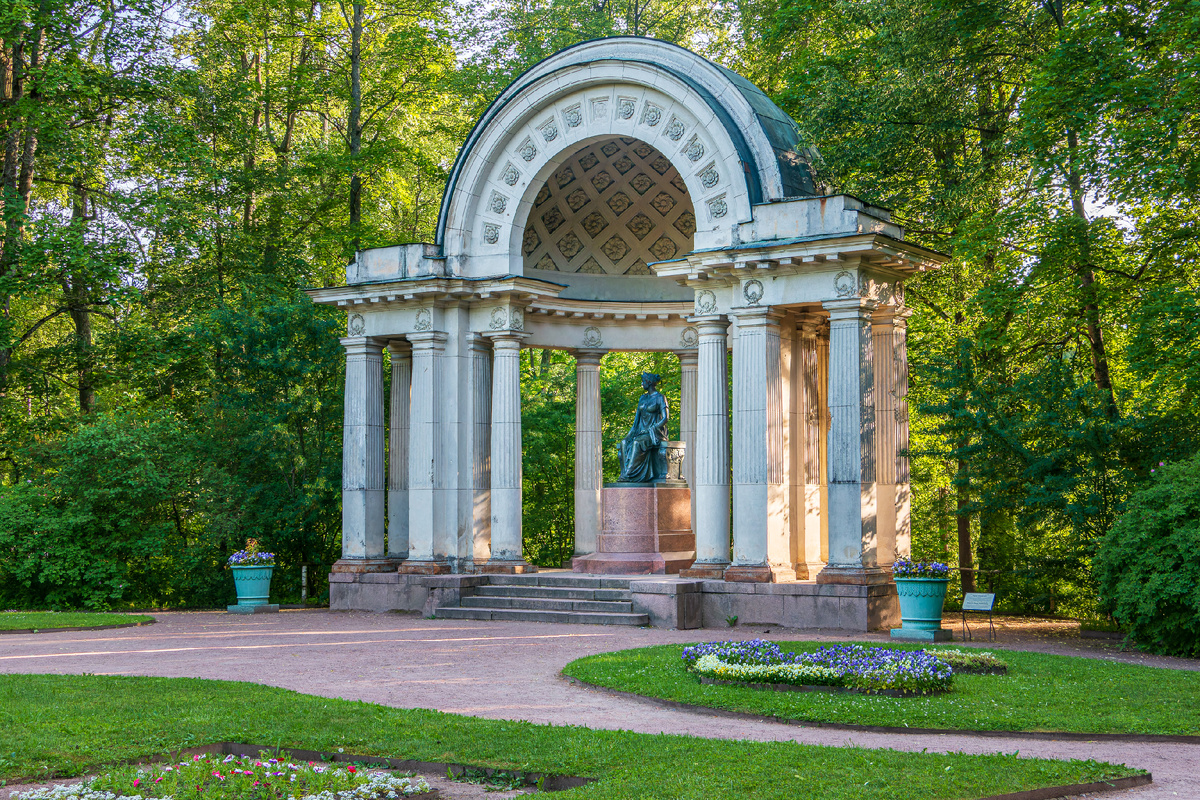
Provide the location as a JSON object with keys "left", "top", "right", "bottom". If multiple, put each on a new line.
{"left": 231, "top": 565, "right": 274, "bottom": 606}
{"left": 895, "top": 577, "right": 950, "bottom": 631}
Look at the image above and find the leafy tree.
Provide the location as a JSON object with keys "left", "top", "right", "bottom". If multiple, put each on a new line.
{"left": 1095, "top": 452, "right": 1200, "bottom": 657}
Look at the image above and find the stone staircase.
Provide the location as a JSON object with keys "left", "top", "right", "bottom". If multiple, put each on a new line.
{"left": 432, "top": 574, "right": 650, "bottom": 626}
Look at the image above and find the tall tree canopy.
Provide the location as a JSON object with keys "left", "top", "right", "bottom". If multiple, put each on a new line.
{"left": 0, "top": 0, "right": 1196, "bottom": 617}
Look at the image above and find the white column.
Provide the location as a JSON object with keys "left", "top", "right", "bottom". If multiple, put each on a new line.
{"left": 400, "top": 331, "right": 449, "bottom": 573}
{"left": 872, "top": 309, "right": 899, "bottom": 569}
{"left": 797, "top": 314, "right": 824, "bottom": 575}
{"left": 679, "top": 349, "right": 698, "bottom": 524}
{"left": 340, "top": 337, "right": 386, "bottom": 564}
{"left": 728, "top": 309, "right": 792, "bottom": 582}
{"left": 894, "top": 309, "right": 913, "bottom": 560}
{"left": 818, "top": 298, "right": 886, "bottom": 584}
{"left": 482, "top": 331, "right": 535, "bottom": 572}
{"left": 386, "top": 341, "right": 411, "bottom": 560}
{"left": 681, "top": 317, "right": 731, "bottom": 577}
{"left": 573, "top": 349, "right": 605, "bottom": 558}
{"left": 470, "top": 334, "right": 494, "bottom": 567}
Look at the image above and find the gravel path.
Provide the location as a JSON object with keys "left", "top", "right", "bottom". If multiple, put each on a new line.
{"left": 2, "top": 609, "right": 1197, "bottom": 798}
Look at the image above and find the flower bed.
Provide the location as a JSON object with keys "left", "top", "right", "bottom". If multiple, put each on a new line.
{"left": 930, "top": 648, "right": 1009, "bottom": 675}
{"left": 15, "top": 753, "right": 432, "bottom": 800}
{"left": 684, "top": 641, "right": 953, "bottom": 696}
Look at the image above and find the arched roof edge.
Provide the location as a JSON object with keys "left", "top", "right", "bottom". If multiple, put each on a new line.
{"left": 435, "top": 38, "right": 801, "bottom": 247}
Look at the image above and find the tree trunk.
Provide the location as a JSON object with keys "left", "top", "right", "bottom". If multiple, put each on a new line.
{"left": 1065, "top": 128, "right": 1119, "bottom": 420}
{"left": 956, "top": 455, "right": 975, "bottom": 594}
{"left": 348, "top": 0, "right": 363, "bottom": 255}
{"left": 69, "top": 177, "right": 94, "bottom": 413}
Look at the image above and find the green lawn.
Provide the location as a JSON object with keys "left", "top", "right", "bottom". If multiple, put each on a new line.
{"left": 562, "top": 642, "right": 1200, "bottom": 736}
{"left": 0, "top": 611, "right": 154, "bottom": 631}
{"left": 0, "top": 674, "right": 1139, "bottom": 800}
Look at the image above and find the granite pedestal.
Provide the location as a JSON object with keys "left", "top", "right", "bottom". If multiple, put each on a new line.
{"left": 572, "top": 483, "right": 695, "bottom": 574}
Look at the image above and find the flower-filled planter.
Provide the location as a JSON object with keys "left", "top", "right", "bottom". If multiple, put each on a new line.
{"left": 227, "top": 541, "right": 278, "bottom": 614}
{"left": 682, "top": 640, "right": 954, "bottom": 696}
{"left": 891, "top": 559, "right": 952, "bottom": 642}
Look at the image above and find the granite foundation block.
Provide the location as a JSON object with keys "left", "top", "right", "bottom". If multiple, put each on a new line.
{"left": 629, "top": 579, "right": 703, "bottom": 629}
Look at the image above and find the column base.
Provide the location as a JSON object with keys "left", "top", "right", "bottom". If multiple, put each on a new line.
{"left": 816, "top": 566, "right": 893, "bottom": 585}
{"left": 479, "top": 560, "right": 537, "bottom": 574}
{"left": 723, "top": 564, "right": 797, "bottom": 583}
{"left": 891, "top": 627, "right": 952, "bottom": 642}
{"left": 678, "top": 561, "right": 730, "bottom": 579}
{"left": 331, "top": 558, "right": 401, "bottom": 574}
{"left": 397, "top": 559, "right": 450, "bottom": 575}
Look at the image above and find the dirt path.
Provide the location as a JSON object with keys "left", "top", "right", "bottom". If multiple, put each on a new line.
{"left": 2, "top": 610, "right": 1196, "bottom": 798}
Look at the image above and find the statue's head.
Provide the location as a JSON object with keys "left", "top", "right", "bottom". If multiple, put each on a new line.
{"left": 641, "top": 372, "right": 661, "bottom": 390}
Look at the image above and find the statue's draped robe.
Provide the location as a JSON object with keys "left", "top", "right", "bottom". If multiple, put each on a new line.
{"left": 618, "top": 390, "right": 670, "bottom": 482}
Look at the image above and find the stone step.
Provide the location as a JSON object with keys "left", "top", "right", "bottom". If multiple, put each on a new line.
{"left": 474, "top": 585, "right": 633, "bottom": 601}
{"left": 434, "top": 607, "right": 649, "bottom": 626}
{"left": 485, "top": 574, "right": 633, "bottom": 590}
{"left": 460, "top": 596, "right": 634, "bottom": 613}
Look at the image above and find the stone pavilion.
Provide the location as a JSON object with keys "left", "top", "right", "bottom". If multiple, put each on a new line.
{"left": 307, "top": 37, "right": 946, "bottom": 630}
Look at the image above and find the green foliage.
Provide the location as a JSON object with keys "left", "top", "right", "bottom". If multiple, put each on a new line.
{"left": 1095, "top": 453, "right": 1200, "bottom": 657}
{"left": 0, "top": 410, "right": 209, "bottom": 609}
{"left": 520, "top": 348, "right": 576, "bottom": 567}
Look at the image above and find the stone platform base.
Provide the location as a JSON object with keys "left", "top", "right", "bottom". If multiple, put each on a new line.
{"left": 573, "top": 483, "right": 695, "bottom": 575}
{"left": 328, "top": 569, "right": 900, "bottom": 631}
{"left": 227, "top": 604, "right": 280, "bottom": 614}
{"left": 479, "top": 560, "right": 537, "bottom": 574}
{"left": 890, "top": 627, "right": 953, "bottom": 642}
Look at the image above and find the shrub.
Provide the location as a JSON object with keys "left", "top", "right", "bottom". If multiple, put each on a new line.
{"left": 1094, "top": 452, "right": 1200, "bottom": 657}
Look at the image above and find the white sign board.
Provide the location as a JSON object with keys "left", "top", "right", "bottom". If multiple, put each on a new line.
{"left": 962, "top": 592, "right": 995, "bottom": 612}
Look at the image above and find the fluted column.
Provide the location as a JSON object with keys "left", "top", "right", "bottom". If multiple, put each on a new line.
{"left": 818, "top": 298, "right": 888, "bottom": 585}
{"left": 481, "top": 331, "right": 535, "bottom": 573}
{"left": 572, "top": 349, "right": 605, "bottom": 559}
{"left": 470, "top": 335, "right": 493, "bottom": 566}
{"left": 678, "top": 349, "right": 698, "bottom": 522}
{"left": 337, "top": 337, "right": 387, "bottom": 569}
{"left": 872, "top": 308, "right": 899, "bottom": 569}
{"left": 400, "top": 331, "right": 449, "bottom": 574}
{"left": 726, "top": 309, "right": 793, "bottom": 582}
{"left": 796, "top": 314, "right": 825, "bottom": 576}
{"left": 893, "top": 309, "right": 913, "bottom": 560}
{"left": 386, "top": 341, "right": 412, "bottom": 561}
{"left": 679, "top": 317, "right": 731, "bottom": 578}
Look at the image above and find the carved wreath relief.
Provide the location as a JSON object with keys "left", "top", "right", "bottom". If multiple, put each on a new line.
{"left": 743, "top": 279, "right": 764, "bottom": 305}
{"left": 834, "top": 270, "right": 857, "bottom": 297}
{"left": 348, "top": 313, "right": 365, "bottom": 336}
{"left": 489, "top": 306, "right": 524, "bottom": 332}
{"left": 582, "top": 326, "right": 603, "bottom": 347}
{"left": 695, "top": 289, "right": 717, "bottom": 315}
{"left": 680, "top": 326, "right": 699, "bottom": 348}
{"left": 414, "top": 308, "right": 432, "bottom": 331}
